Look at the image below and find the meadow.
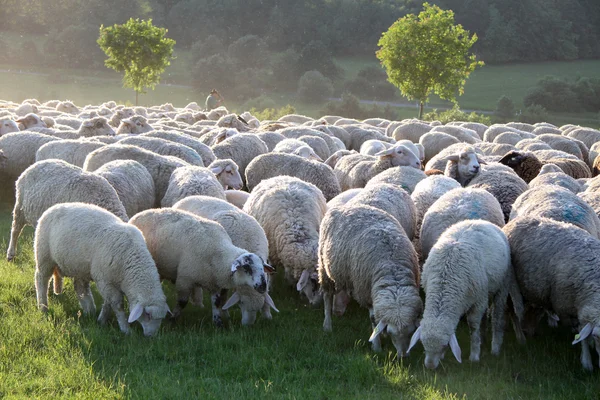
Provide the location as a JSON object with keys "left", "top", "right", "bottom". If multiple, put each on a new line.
{"left": 0, "top": 190, "right": 599, "bottom": 399}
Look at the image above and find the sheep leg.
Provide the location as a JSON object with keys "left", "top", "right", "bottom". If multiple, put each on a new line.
{"left": 581, "top": 339, "right": 594, "bottom": 371}
{"left": 6, "top": 203, "right": 26, "bottom": 261}
{"left": 173, "top": 278, "right": 194, "bottom": 318}
{"left": 211, "top": 289, "right": 229, "bottom": 328}
{"left": 96, "top": 281, "right": 129, "bottom": 334}
{"left": 190, "top": 285, "right": 204, "bottom": 308}
{"left": 52, "top": 267, "right": 63, "bottom": 295}
{"left": 467, "top": 301, "right": 487, "bottom": 362}
{"left": 74, "top": 279, "right": 96, "bottom": 316}
{"left": 491, "top": 289, "right": 508, "bottom": 356}
{"left": 369, "top": 308, "right": 382, "bottom": 352}
{"left": 34, "top": 267, "right": 53, "bottom": 313}
{"left": 97, "top": 302, "right": 112, "bottom": 325}
{"left": 323, "top": 291, "right": 333, "bottom": 332}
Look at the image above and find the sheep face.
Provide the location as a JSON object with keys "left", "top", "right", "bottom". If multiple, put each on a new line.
{"left": 409, "top": 322, "right": 461, "bottom": 369}
{"left": 116, "top": 116, "right": 152, "bottom": 134}
{"left": 16, "top": 113, "right": 47, "bottom": 129}
{"left": 387, "top": 322, "right": 419, "bottom": 358}
{"left": 231, "top": 253, "right": 268, "bottom": 294}
{"left": 375, "top": 144, "right": 421, "bottom": 169}
{"left": 211, "top": 162, "right": 243, "bottom": 190}
{"left": 293, "top": 146, "right": 323, "bottom": 161}
{"left": 0, "top": 119, "right": 19, "bottom": 136}
{"left": 128, "top": 303, "right": 169, "bottom": 337}
{"left": 445, "top": 147, "right": 484, "bottom": 185}
{"left": 296, "top": 268, "right": 322, "bottom": 306}
{"left": 79, "top": 117, "right": 116, "bottom": 137}
{"left": 56, "top": 101, "right": 79, "bottom": 114}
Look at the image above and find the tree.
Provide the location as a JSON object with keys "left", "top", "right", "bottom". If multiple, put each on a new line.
{"left": 376, "top": 3, "right": 483, "bottom": 119}
{"left": 495, "top": 95, "right": 515, "bottom": 121}
{"left": 98, "top": 18, "right": 175, "bottom": 105}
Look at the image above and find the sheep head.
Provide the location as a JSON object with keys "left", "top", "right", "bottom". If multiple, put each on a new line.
{"left": 116, "top": 116, "right": 152, "bottom": 134}
{"left": 443, "top": 146, "right": 484, "bottom": 186}
{"left": 230, "top": 252, "right": 269, "bottom": 294}
{"left": 293, "top": 145, "right": 323, "bottom": 161}
{"left": 79, "top": 117, "right": 115, "bottom": 137}
{"left": 16, "top": 113, "right": 47, "bottom": 129}
{"left": 209, "top": 159, "right": 243, "bottom": 190}
{"left": 0, "top": 119, "right": 19, "bottom": 136}
{"left": 127, "top": 301, "right": 170, "bottom": 337}
{"left": 375, "top": 144, "right": 421, "bottom": 169}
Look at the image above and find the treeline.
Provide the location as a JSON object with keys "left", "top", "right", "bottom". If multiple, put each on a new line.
{"left": 1, "top": 0, "right": 599, "bottom": 64}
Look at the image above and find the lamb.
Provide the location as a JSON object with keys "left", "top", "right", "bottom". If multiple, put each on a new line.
{"left": 319, "top": 204, "right": 422, "bottom": 357}
{"left": 365, "top": 166, "right": 427, "bottom": 194}
{"left": 83, "top": 144, "right": 188, "bottom": 206}
{"left": 245, "top": 152, "right": 341, "bottom": 201}
{"left": 94, "top": 160, "right": 155, "bottom": 218}
{"left": 36, "top": 139, "right": 105, "bottom": 167}
{"left": 142, "top": 131, "right": 216, "bottom": 166}
{"left": 503, "top": 216, "right": 600, "bottom": 370}
{"left": 161, "top": 160, "right": 242, "bottom": 207}
{"left": 129, "top": 208, "right": 271, "bottom": 326}
{"left": 244, "top": 176, "right": 327, "bottom": 304}
{"left": 173, "top": 196, "right": 277, "bottom": 325}
{"left": 420, "top": 188, "right": 505, "bottom": 260}
{"left": 118, "top": 136, "right": 204, "bottom": 166}
{"left": 7, "top": 159, "right": 128, "bottom": 261}
{"left": 0, "top": 119, "right": 19, "bottom": 136}
{"left": 334, "top": 144, "right": 421, "bottom": 191}
{"left": 509, "top": 185, "right": 600, "bottom": 238}
{"left": 34, "top": 203, "right": 168, "bottom": 336}
{"left": 408, "top": 220, "right": 524, "bottom": 369}
{"left": 116, "top": 116, "right": 153, "bottom": 134}
{"left": 0, "top": 132, "right": 59, "bottom": 180}
{"left": 212, "top": 133, "right": 269, "bottom": 184}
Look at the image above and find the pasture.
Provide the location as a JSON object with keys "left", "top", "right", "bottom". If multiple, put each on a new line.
{"left": 0, "top": 202, "right": 598, "bottom": 399}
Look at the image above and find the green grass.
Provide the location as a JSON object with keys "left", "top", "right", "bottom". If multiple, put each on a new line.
{"left": 0, "top": 202, "right": 599, "bottom": 399}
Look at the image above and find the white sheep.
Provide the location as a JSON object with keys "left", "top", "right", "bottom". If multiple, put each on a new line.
{"left": 77, "top": 116, "right": 115, "bottom": 137}
{"left": 442, "top": 145, "right": 487, "bottom": 186}
{"left": 0, "top": 132, "right": 59, "bottom": 181}
{"left": 273, "top": 139, "right": 323, "bottom": 161}
{"left": 116, "top": 116, "right": 153, "bottom": 134}
{"left": 224, "top": 189, "right": 250, "bottom": 209}
{"left": 143, "top": 131, "right": 216, "bottom": 166}
{"left": 129, "top": 208, "right": 272, "bottom": 326}
{"left": 36, "top": 139, "right": 105, "bottom": 167}
{"left": 118, "top": 136, "right": 204, "bottom": 166}
{"left": 408, "top": 220, "right": 524, "bottom": 368}
{"left": 365, "top": 165, "right": 427, "bottom": 194}
{"left": 212, "top": 133, "right": 269, "bottom": 184}
{"left": 34, "top": 203, "right": 168, "bottom": 336}
{"left": 319, "top": 204, "right": 422, "bottom": 357}
{"left": 0, "top": 119, "right": 19, "bottom": 136}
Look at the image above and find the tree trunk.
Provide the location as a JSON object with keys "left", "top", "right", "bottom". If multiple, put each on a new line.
{"left": 135, "top": 91, "right": 139, "bottom": 106}
{"left": 418, "top": 101, "right": 424, "bottom": 120}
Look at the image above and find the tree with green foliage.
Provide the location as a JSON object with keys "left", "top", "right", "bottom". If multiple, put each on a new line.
{"left": 495, "top": 95, "right": 515, "bottom": 121}
{"left": 98, "top": 18, "right": 175, "bottom": 105}
{"left": 376, "top": 3, "right": 483, "bottom": 119}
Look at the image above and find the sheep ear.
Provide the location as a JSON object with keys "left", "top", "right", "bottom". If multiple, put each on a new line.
{"left": 476, "top": 156, "right": 487, "bottom": 165}
{"left": 573, "top": 323, "right": 593, "bottom": 344}
{"left": 296, "top": 269, "right": 310, "bottom": 291}
{"left": 222, "top": 291, "right": 240, "bottom": 310}
{"left": 215, "top": 131, "right": 228, "bottom": 143}
{"left": 444, "top": 154, "right": 460, "bottom": 162}
{"left": 407, "top": 325, "right": 422, "bottom": 354}
{"left": 263, "top": 263, "right": 275, "bottom": 274}
{"left": 128, "top": 304, "right": 144, "bottom": 323}
{"left": 449, "top": 333, "right": 462, "bottom": 363}
{"left": 211, "top": 166, "right": 224, "bottom": 175}
{"left": 166, "top": 304, "right": 173, "bottom": 317}
{"left": 369, "top": 320, "right": 387, "bottom": 342}
{"left": 265, "top": 293, "right": 279, "bottom": 313}
{"left": 374, "top": 147, "right": 395, "bottom": 157}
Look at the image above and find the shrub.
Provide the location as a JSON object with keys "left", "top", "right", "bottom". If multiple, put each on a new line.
{"left": 495, "top": 95, "right": 515, "bottom": 121}
{"left": 297, "top": 71, "right": 334, "bottom": 103}
{"left": 522, "top": 75, "right": 600, "bottom": 113}
{"left": 192, "top": 53, "right": 237, "bottom": 93}
{"left": 519, "top": 104, "right": 550, "bottom": 124}
{"left": 190, "top": 35, "right": 225, "bottom": 65}
{"left": 298, "top": 40, "right": 341, "bottom": 80}
{"left": 249, "top": 105, "right": 296, "bottom": 121}
{"left": 228, "top": 35, "right": 269, "bottom": 69}
{"left": 423, "top": 105, "right": 491, "bottom": 125}
{"left": 242, "top": 95, "right": 277, "bottom": 111}
{"left": 344, "top": 66, "right": 397, "bottom": 101}
{"left": 271, "top": 48, "right": 302, "bottom": 91}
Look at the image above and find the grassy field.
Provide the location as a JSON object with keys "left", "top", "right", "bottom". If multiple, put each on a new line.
{"left": 0, "top": 197, "right": 599, "bottom": 399}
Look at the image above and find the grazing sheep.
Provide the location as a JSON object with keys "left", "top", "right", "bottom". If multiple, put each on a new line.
{"left": 339, "top": 125, "right": 394, "bottom": 152}
{"left": 244, "top": 176, "right": 327, "bottom": 304}
{"left": 0, "top": 132, "right": 59, "bottom": 180}
{"left": 116, "top": 116, "right": 153, "bottom": 134}
{"left": 365, "top": 166, "right": 427, "bottom": 194}
{"left": 324, "top": 149, "right": 356, "bottom": 169}
{"left": 278, "top": 126, "right": 343, "bottom": 154}
{"left": 129, "top": 208, "right": 271, "bottom": 326}
{"left": 503, "top": 216, "right": 600, "bottom": 371}
{"left": 36, "top": 139, "right": 105, "bottom": 167}
{"left": 326, "top": 188, "right": 363, "bottom": 210}
{"left": 83, "top": 144, "right": 188, "bottom": 206}
{"left": 334, "top": 144, "right": 421, "bottom": 191}
{"left": 119, "top": 136, "right": 204, "bottom": 166}
{"left": 430, "top": 125, "right": 481, "bottom": 143}
{"left": 420, "top": 188, "right": 505, "bottom": 260}
{"left": 212, "top": 133, "right": 269, "bottom": 184}
{"left": 245, "top": 152, "right": 341, "bottom": 201}
{"left": 509, "top": 185, "right": 600, "bottom": 238}
{"left": 7, "top": 159, "right": 128, "bottom": 261}
{"left": 34, "top": 203, "right": 168, "bottom": 336}
{"left": 536, "top": 134, "right": 584, "bottom": 160}
{"left": 408, "top": 220, "right": 524, "bottom": 369}
{"left": 319, "top": 204, "right": 422, "bottom": 357}
{"left": 94, "top": 160, "right": 155, "bottom": 218}
{"left": 143, "top": 131, "right": 216, "bottom": 166}
{"left": 360, "top": 139, "right": 391, "bottom": 156}
{"left": 0, "top": 119, "right": 19, "bottom": 136}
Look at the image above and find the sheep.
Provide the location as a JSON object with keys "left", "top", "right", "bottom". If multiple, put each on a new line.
{"left": 516, "top": 139, "right": 553, "bottom": 152}
{"left": 391, "top": 121, "right": 432, "bottom": 142}
{"left": 277, "top": 126, "right": 342, "bottom": 154}
{"left": 578, "top": 191, "right": 600, "bottom": 220}
{"left": 334, "top": 144, "right": 421, "bottom": 191}
{"left": 109, "top": 108, "right": 135, "bottom": 127}
{"left": 207, "top": 106, "right": 229, "bottom": 121}
{"left": 506, "top": 122, "right": 535, "bottom": 132}
{"left": 7, "top": 159, "right": 128, "bottom": 261}
{"left": 34, "top": 203, "right": 168, "bottom": 336}
{"left": 419, "top": 132, "right": 460, "bottom": 164}
{"left": 94, "top": 160, "right": 155, "bottom": 218}
{"left": 534, "top": 149, "right": 592, "bottom": 179}
{"left": 55, "top": 100, "right": 79, "bottom": 114}
{"left": 360, "top": 139, "right": 391, "bottom": 156}
{"left": 528, "top": 167, "right": 583, "bottom": 193}
{"left": 161, "top": 161, "right": 242, "bottom": 207}
{"left": 53, "top": 116, "right": 82, "bottom": 130}
{"left": 441, "top": 145, "right": 486, "bottom": 186}
{"left": 297, "top": 135, "right": 331, "bottom": 160}
{"left": 536, "top": 134, "right": 584, "bottom": 160}
{"left": 116, "top": 116, "right": 153, "bottom": 134}
{"left": 244, "top": 176, "right": 327, "bottom": 304}
{"left": 467, "top": 164, "right": 529, "bottom": 222}
{"left": 216, "top": 114, "right": 251, "bottom": 132}
{"left": 0, "top": 119, "right": 19, "bottom": 136}
{"left": 77, "top": 116, "right": 115, "bottom": 137}
{"left": 245, "top": 152, "right": 341, "bottom": 201}
{"left": 509, "top": 185, "right": 600, "bottom": 238}
{"left": 14, "top": 103, "right": 38, "bottom": 117}
{"left": 255, "top": 131, "right": 286, "bottom": 151}
{"left": 0, "top": 132, "right": 59, "bottom": 181}
{"left": 346, "top": 183, "right": 417, "bottom": 240}
{"left": 278, "top": 114, "right": 314, "bottom": 124}
{"left": 326, "top": 188, "right": 363, "bottom": 210}
{"left": 143, "top": 131, "right": 216, "bottom": 165}
{"left": 200, "top": 128, "right": 239, "bottom": 146}
{"left": 459, "top": 122, "right": 488, "bottom": 137}
{"left": 493, "top": 132, "right": 524, "bottom": 146}
{"left": 129, "top": 208, "right": 271, "bottom": 326}
{"left": 35, "top": 139, "right": 105, "bottom": 167}
{"left": 503, "top": 216, "right": 600, "bottom": 371}
{"left": 83, "top": 144, "right": 188, "bottom": 206}
{"left": 324, "top": 149, "right": 356, "bottom": 169}
{"left": 118, "top": 136, "right": 204, "bottom": 166}
{"left": 212, "top": 133, "right": 269, "bottom": 184}
{"left": 172, "top": 196, "right": 276, "bottom": 325}
{"left": 483, "top": 125, "right": 528, "bottom": 143}
{"left": 322, "top": 125, "right": 352, "bottom": 149}
{"left": 273, "top": 139, "right": 323, "bottom": 161}
{"left": 498, "top": 150, "right": 543, "bottom": 183}
{"left": 565, "top": 128, "right": 600, "bottom": 150}
{"left": 365, "top": 166, "right": 427, "bottom": 194}
{"left": 225, "top": 189, "right": 250, "bottom": 209}
{"left": 15, "top": 113, "right": 47, "bottom": 129}
{"left": 408, "top": 220, "right": 524, "bottom": 369}
{"left": 430, "top": 125, "right": 481, "bottom": 143}
{"left": 420, "top": 188, "right": 505, "bottom": 260}
{"left": 339, "top": 125, "right": 394, "bottom": 152}
{"left": 319, "top": 204, "right": 422, "bottom": 357}
{"left": 411, "top": 175, "right": 462, "bottom": 238}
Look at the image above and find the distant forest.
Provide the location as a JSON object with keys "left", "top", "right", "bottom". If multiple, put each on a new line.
{"left": 2, "top": 0, "right": 600, "bottom": 64}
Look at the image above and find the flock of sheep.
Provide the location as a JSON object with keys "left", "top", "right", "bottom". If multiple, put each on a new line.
{"left": 1, "top": 98, "right": 600, "bottom": 371}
